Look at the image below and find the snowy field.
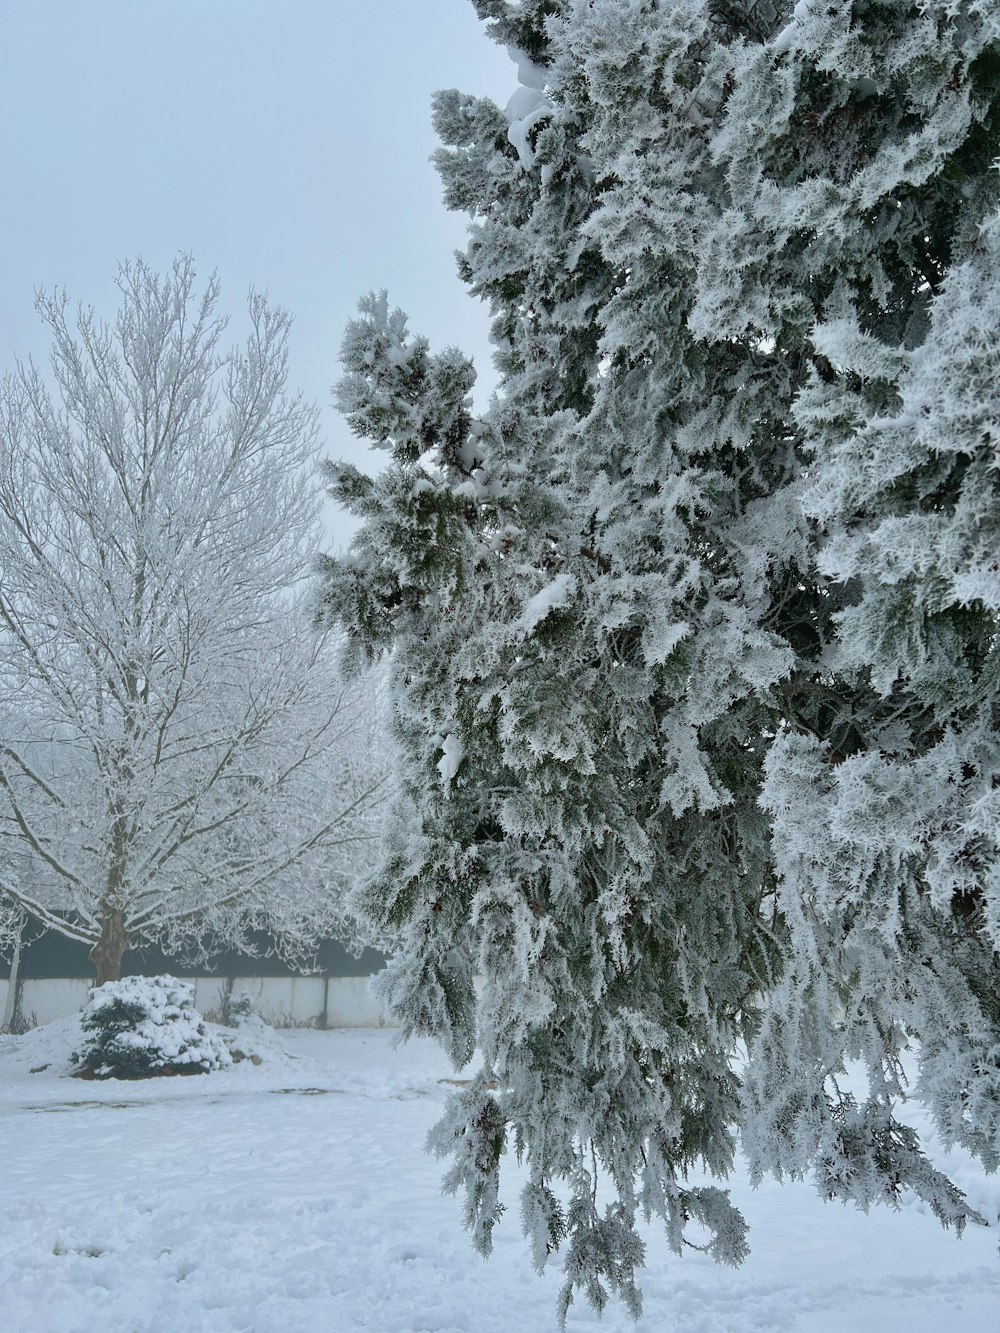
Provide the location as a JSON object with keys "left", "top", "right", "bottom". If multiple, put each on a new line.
{"left": 2, "top": 1021, "right": 997, "bottom": 1333}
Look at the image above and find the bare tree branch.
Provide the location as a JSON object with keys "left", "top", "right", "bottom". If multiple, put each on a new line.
{"left": 0, "top": 257, "right": 389, "bottom": 979}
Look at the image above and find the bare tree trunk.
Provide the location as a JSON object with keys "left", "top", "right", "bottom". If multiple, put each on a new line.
{"left": 2, "top": 907, "right": 26, "bottom": 1032}
{"left": 90, "top": 907, "right": 128, "bottom": 986}
{"left": 93, "top": 778, "right": 132, "bottom": 986}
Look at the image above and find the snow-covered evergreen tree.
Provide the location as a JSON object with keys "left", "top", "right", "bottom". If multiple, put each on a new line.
{"left": 753, "top": 197, "right": 1000, "bottom": 1203}
{"left": 73, "top": 975, "right": 231, "bottom": 1079}
{"left": 318, "top": 1, "right": 999, "bottom": 1319}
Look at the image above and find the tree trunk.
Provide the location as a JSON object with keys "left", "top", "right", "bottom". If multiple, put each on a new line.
{"left": 2, "top": 908, "right": 25, "bottom": 1032}
{"left": 90, "top": 908, "right": 129, "bottom": 986}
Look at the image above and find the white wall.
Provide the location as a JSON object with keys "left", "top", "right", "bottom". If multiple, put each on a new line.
{"left": 4, "top": 978, "right": 91, "bottom": 1029}
{"left": 1, "top": 974, "right": 393, "bottom": 1031}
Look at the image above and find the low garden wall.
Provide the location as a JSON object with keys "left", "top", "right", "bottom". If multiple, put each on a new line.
{"left": 1, "top": 929, "right": 392, "bottom": 1031}
{"left": 0, "top": 973, "right": 392, "bottom": 1031}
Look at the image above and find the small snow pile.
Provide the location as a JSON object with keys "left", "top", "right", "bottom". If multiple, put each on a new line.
{"left": 72, "top": 975, "right": 231, "bottom": 1080}
{"left": 517, "top": 572, "right": 574, "bottom": 635}
{"left": 220, "top": 988, "right": 271, "bottom": 1065}
{"left": 436, "top": 731, "right": 465, "bottom": 791}
{"left": 505, "top": 44, "right": 552, "bottom": 171}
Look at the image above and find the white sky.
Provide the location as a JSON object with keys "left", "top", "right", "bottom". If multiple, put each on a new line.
{"left": 0, "top": 1, "right": 514, "bottom": 548}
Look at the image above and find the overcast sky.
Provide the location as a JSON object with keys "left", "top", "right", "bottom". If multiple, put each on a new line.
{"left": 0, "top": 1, "right": 514, "bottom": 547}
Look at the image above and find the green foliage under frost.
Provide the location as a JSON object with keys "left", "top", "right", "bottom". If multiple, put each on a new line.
{"left": 318, "top": 0, "right": 999, "bottom": 1321}
{"left": 73, "top": 976, "right": 231, "bottom": 1080}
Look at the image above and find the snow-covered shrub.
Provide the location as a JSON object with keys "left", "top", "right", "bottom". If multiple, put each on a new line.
{"left": 73, "top": 975, "right": 231, "bottom": 1080}
{"left": 222, "top": 988, "right": 256, "bottom": 1027}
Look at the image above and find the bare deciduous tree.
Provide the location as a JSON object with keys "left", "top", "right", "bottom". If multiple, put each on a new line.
{"left": 0, "top": 256, "right": 384, "bottom": 984}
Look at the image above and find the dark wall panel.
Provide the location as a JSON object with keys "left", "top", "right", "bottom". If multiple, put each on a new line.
{"left": 14, "top": 927, "right": 384, "bottom": 981}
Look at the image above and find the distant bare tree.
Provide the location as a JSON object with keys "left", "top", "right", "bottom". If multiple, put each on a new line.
{"left": 0, "top": 257, "right": 385, "bottom": 984}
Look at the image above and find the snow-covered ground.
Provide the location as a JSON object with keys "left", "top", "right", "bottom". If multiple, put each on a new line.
{"left": 1, "top": 1020, "right": 997, "bottom": 1332}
